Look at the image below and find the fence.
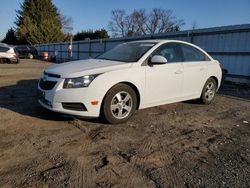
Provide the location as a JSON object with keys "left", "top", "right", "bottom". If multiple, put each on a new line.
{"left": 35, "top": 24, "right": 250, "bottom": 82}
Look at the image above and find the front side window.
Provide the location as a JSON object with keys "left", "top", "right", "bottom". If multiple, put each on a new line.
{"left": 180, "top": 44, "right": 209, "bottom": 62}
{"left": 96, "top": 42, "right": 156, "bottom": 62}
{"left": 151, "top": 43, "right": 182, "bottom": 63}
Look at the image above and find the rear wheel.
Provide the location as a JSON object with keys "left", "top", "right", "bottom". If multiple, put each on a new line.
{"left": 102, "top": 84, "right": 137, "bottom": 124}
{"left": 200, "top": 78, "right": 217, "bottom": 104}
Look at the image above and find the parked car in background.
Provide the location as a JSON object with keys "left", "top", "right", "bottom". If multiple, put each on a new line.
{"left": 15, "top": 45, "right": 38, "bottom": 59}
{"left": 0, "top": 44, "right": 19, "bottom": 64}
{"left": 38, "top": 40, "right": 222, "bottom": 124}
{"left": 0, "top": 43, "right": 9, "bottom": 47}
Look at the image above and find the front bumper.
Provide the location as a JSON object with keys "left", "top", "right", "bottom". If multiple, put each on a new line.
{"left": 37, "top": 78, "right": 105, "bottom": 117}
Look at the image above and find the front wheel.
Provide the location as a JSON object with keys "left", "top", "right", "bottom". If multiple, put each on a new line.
{"left": 200, "top": 78, "right": 217, "bottom": 104}
{"left": 102, "top": 84, "right": 137, "bottom": 124}
{"left": 0, "top": 58, "right": 10, "bottom": 64}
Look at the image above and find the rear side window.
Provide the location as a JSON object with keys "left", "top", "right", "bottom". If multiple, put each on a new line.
{"left": 152, "top": 43, "right": 182, "bottom": 63}
{"left": 180, "top": 44, "right": 209, "bottom": 62}
{"left": 0, "top": 46, "right": 9, "bottom": 52}
{"left": 28, "top": 46, "right": 37, "bottom": 51}
{"left": 16, "top": 46, "right": 28, "bottom": 51}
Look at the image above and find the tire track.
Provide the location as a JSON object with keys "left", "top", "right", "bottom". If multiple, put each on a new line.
{"left": 69, "top": 156, "right": 96, "bottom": 188}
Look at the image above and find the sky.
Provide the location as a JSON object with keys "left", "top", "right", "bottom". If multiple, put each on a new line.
{"left": 0, "top": 0, "right": 250, "bottom": 40}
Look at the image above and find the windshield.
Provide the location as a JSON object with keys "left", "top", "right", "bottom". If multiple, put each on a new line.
{"left": 96, "top": 42, "right": 156, "bottom": 62}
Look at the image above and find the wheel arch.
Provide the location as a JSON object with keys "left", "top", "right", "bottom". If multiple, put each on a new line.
{"left": 100, "top": 81, "right": 141, "bottom": 116}
{"left": 200, "top": 76, "right": 220, "bottom": 97}
{"left": 209, "top": 76, "right": 219, "bottom": 90}
{"left": 120, "top": 81, "right": 141, "bottom": 110}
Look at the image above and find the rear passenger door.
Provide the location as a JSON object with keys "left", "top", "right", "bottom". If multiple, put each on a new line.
{"left": 180, "top": 44, "right": 209, "bottom": 99}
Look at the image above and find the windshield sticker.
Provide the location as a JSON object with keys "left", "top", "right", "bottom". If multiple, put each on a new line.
{"left": 140, "top": 44, "right": 155, "bottom": 47}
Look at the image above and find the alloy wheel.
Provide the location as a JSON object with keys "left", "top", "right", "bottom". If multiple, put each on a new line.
{"left": 110, "top": 91, "right": 133, "bottom": 119}
{"left": 205, "top": 82, "right": 215, "bottom": 101}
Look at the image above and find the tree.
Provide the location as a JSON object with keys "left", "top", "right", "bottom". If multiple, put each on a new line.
{"left": 73, "top": 29, "right": 109, "bottom": 41}
{"left": 1, "top": 28, "right": 19, "bottom": 45}
{"left": 108, "top": 8, "right": 184, "bottom": 37}
{"left": 108, "top": 10, "right": 133, "bottom": 37}
{"left": 130, "top": 9, "right": 147, "bottom": 36}
{"left": 94, "top": 29, "right": 110, "bottom": 39}
{"left": 191, "top": 21, "right": 198, "bottom": 30}
{"left": 15, "top": 0, "right": 69, "bottom": 44}
{"left": 60, "top": 13, "right": 73, "bottom": 34}
{"left": 146, "top": 8, "right": 183, "bottom": 33}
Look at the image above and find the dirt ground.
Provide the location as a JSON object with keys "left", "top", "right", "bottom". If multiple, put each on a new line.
{"left": 0, "top": 60, "right": 250, "bottom": 188}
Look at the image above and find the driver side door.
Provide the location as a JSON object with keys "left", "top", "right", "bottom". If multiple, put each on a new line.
{"left": 144, "top": 43, "right": 184, "bottom": 107}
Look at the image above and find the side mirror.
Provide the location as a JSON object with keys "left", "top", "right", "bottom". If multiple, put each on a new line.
{"left": 150, "top": 55, "right": 168, "bottom": 65}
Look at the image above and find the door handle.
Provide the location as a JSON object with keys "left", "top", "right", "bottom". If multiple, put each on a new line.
{"left": 174, "top": 70, "right": 183, "bottom": 74}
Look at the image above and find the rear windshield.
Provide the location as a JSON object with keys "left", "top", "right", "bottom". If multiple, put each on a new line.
{"left": 96, "top": 42, "right": 156, "bottom": 62}
{"left": 0, "top": 46, "right": 9, "bottom": 52}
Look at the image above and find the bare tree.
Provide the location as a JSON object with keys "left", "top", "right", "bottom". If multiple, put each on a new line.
{"left": 108, "top": 8, "right": 184, "bottom": 37}
{"left": 130, "top": 9, "right": 147, "bottom": 36}
{"left": 191, "top": 21, "right": 197, "bottom": 30}
{"left": 146, "top": 8, "right": 184, "bottom": 34}
{"left": 108, "top": 10, "right": 132, "bottom": 37}
{"left": 60, "top": 14, "right": 73, "bottom": 34}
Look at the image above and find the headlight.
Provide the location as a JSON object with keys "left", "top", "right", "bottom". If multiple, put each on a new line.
{"left": 63, "top": 75, "right": 98, "bottom": 88}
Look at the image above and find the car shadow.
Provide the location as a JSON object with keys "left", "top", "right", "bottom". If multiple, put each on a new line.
{"left": 182, "top": 99, "right": 202, "bottom": 105}
{"left": 0, "top": 79, "right": 103, "bottom": 123}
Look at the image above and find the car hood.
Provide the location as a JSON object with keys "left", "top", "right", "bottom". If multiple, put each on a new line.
{"left": 45, "top": 59, "right": 133, "bottom": 78}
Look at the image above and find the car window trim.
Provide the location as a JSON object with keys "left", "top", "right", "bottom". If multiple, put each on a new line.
{"left": 146, "top": 42, "right": 184, "bottom": 65}
{"left": 179, "top": 43, "right": 210, "bottom": 62}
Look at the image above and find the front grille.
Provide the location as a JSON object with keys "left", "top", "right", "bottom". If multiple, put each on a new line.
{"left": 44, "top": 71, "right": 61, "bottom": 78}
{"left": 39, "top": 79, "right": 57, "bottom": 90}
{"left": 62, "top": 103, "right": 87, "bottom": 111}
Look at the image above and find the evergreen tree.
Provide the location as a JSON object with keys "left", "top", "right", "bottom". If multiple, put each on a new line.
{"left": 2, "top": 28, "right": 19, "bottom": 45}
{"left": 15, "top": 0, "right": 66, "bottom": 44}
{"left": 73, "top": 29, "right": 109, "bottom": 41}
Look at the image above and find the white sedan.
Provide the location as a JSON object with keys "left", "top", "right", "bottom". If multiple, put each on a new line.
{"left": 38, "top": 40, "right": 222, "bottom": 124}
{"left": 0, "top": 44, "right": 19, "bottom": 64}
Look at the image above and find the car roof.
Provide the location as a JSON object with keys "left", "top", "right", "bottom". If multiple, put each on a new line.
{"left": 0, "top": 44, "right": 15, "bottom": 49}
{"left": 0, "top": 43, "right": 9, "bottom": 47}
{"left": 130, "top": 39, "right": 192, "bottom": 44}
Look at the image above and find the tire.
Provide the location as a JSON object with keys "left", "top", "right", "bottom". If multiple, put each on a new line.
{"left": 28, "top": 53, "right": 34, "bottom": 59}
{"left": 6, "top": 59, "right": 11, "bottom": 64}
{"left": 200, "top": 78, "right": 217, "bottom": 104}
{"left": 102, "top": 84, "right": 137, "bottom": 124}
{"left": 0, "top": 58, "right": 10, "bottom": 64}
